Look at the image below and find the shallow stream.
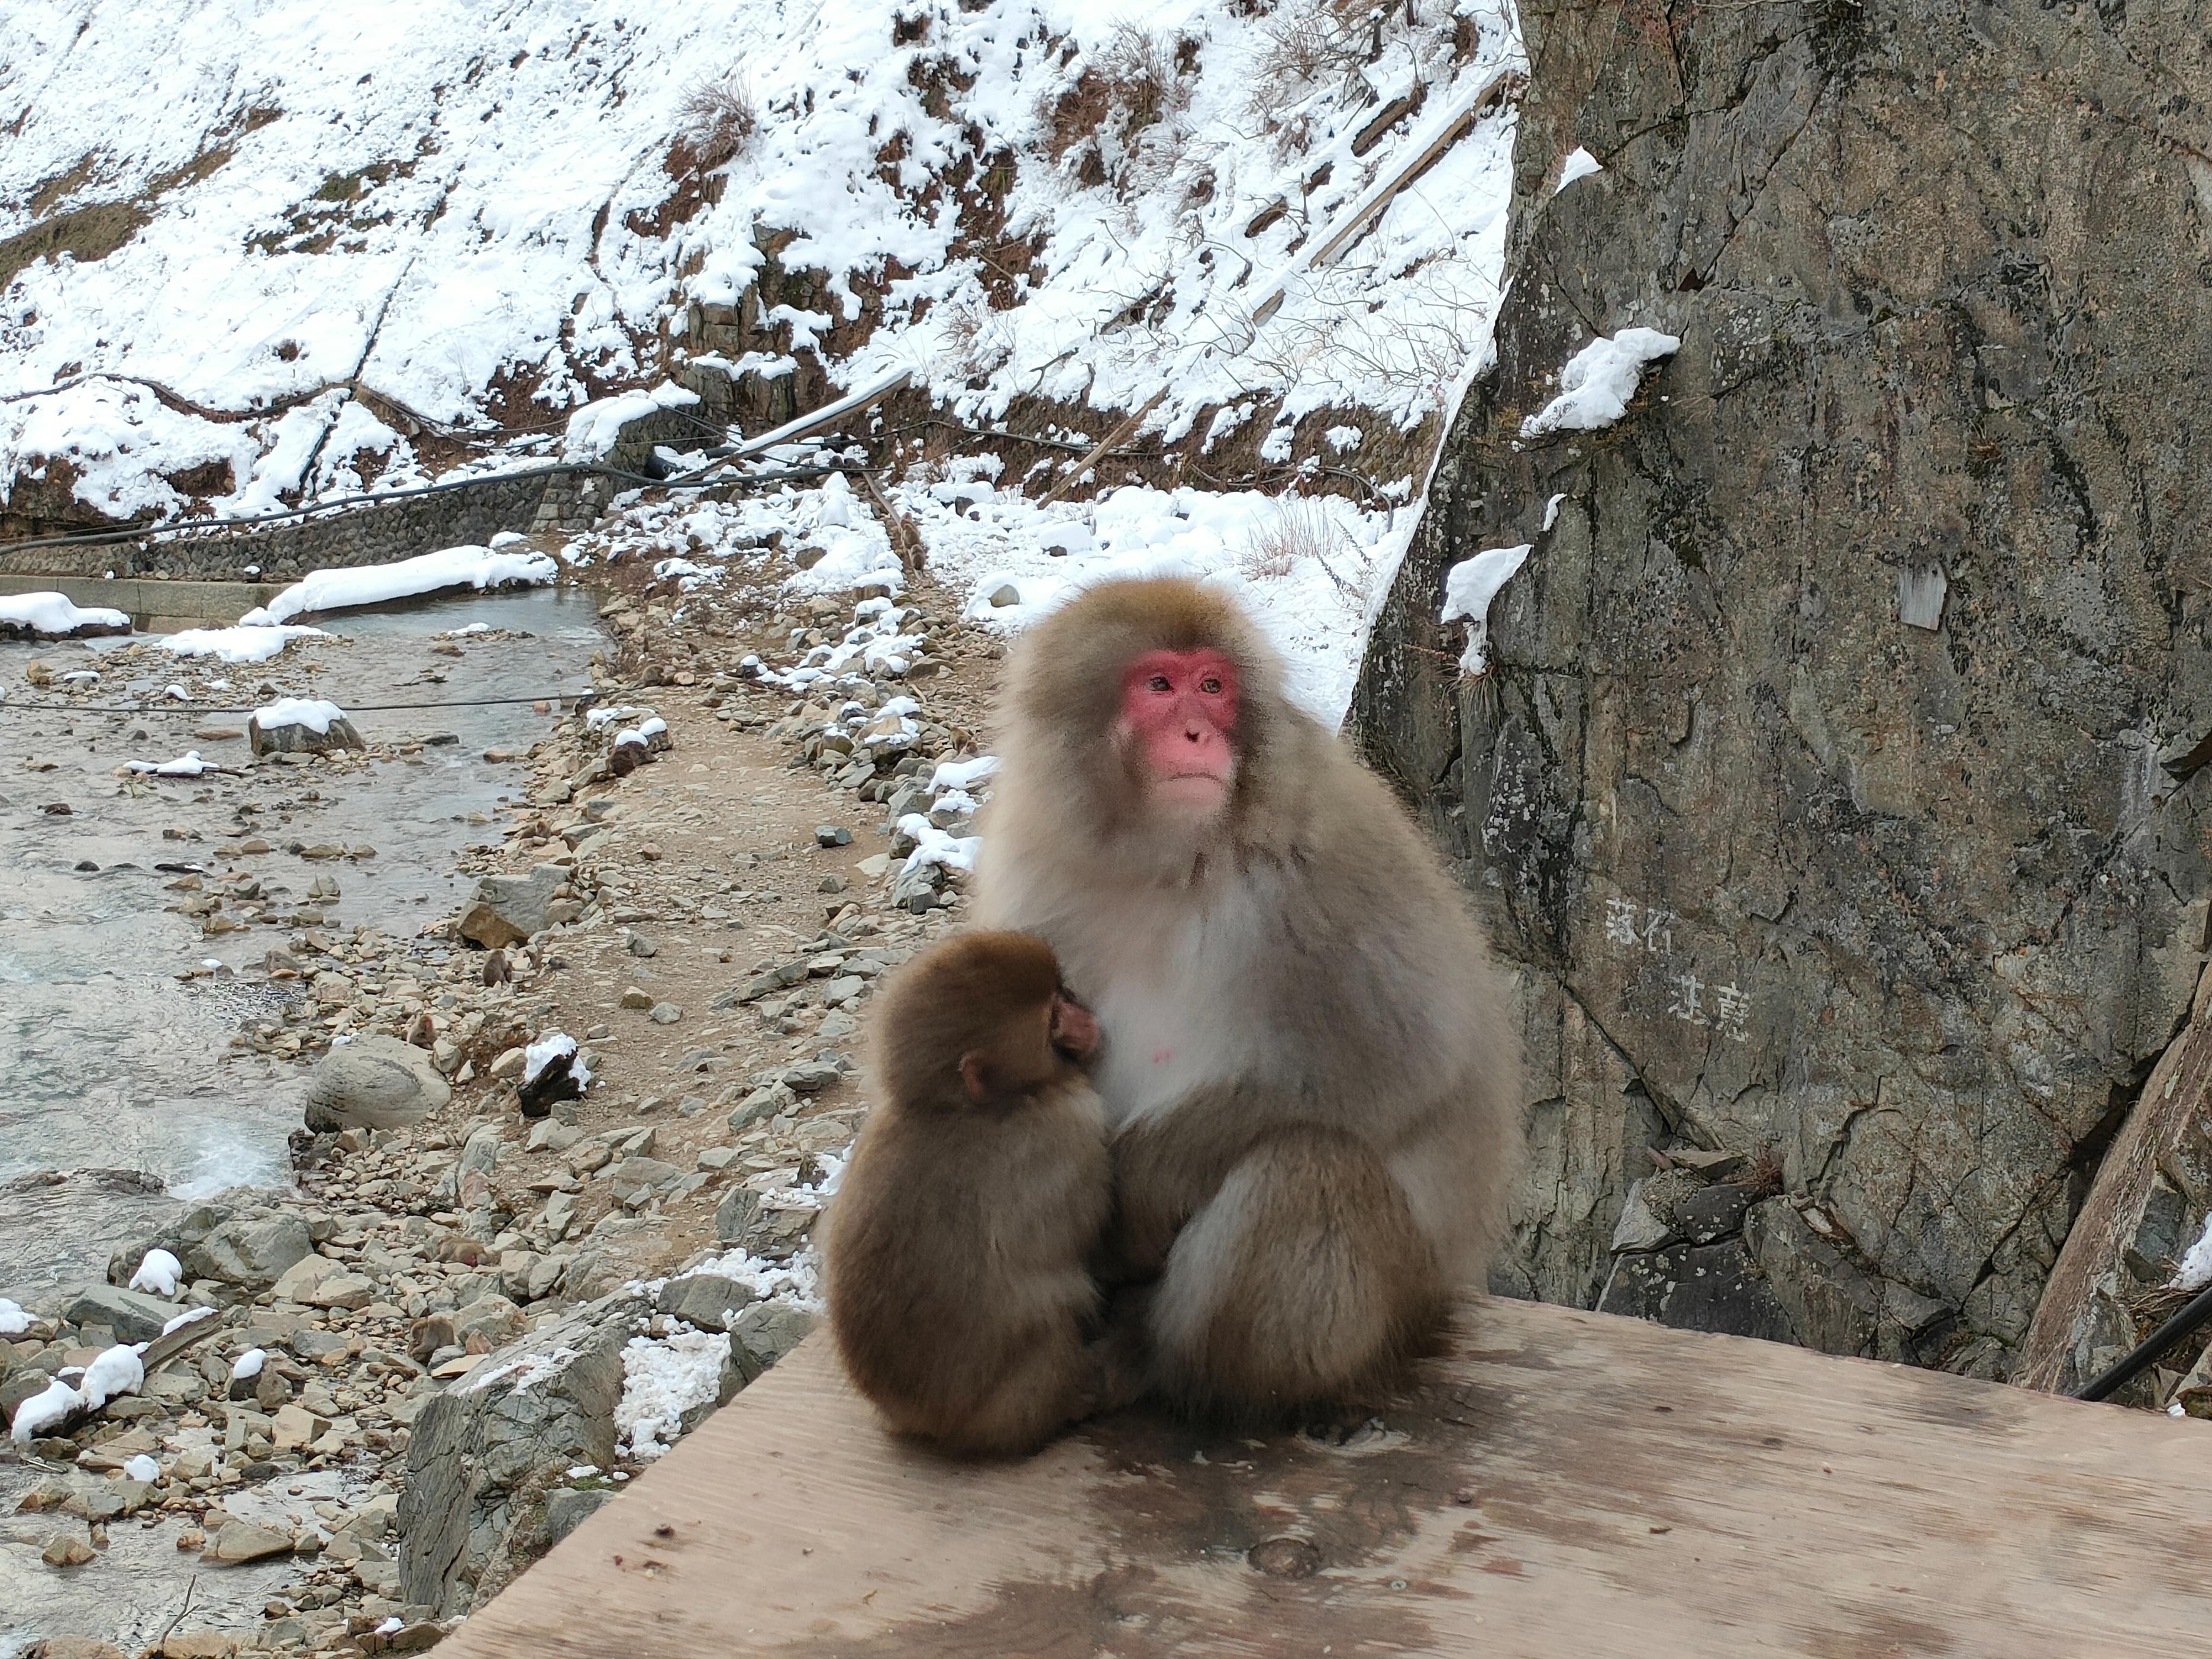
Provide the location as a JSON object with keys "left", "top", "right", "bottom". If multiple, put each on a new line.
{"left": 0, "top": 586, "right": 604, "bottom": 1300}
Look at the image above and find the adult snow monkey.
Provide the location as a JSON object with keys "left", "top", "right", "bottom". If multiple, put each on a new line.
{"left": 976, "top": 576, "right": 1524, "bottom": 1416}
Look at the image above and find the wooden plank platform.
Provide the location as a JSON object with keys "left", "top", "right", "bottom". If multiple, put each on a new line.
{"left": 440, "top": 1296, "right": 2212, "bottom": 1657}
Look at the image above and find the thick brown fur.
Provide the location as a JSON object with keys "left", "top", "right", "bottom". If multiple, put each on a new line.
{"left": 822, "top": 931, "right": 1112, "bottom": 1456}
{"left": 976, "top": 576, "right": 1525, "bottom": 1419}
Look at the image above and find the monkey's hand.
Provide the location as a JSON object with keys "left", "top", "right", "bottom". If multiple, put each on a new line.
{"left": 1078, "top": 1287, "right": 1155, "bottom": 1418}
{"left": 1109, "top": 1080, "right": 1304, "bottom": 1274}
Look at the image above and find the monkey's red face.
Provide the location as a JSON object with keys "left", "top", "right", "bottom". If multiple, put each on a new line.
{"left": 1118, "top": 648, "right": 1241, "bottom": 815}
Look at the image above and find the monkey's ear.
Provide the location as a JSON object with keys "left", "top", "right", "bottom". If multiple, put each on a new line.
{"left": 959, "top": 1053, "right": 994, "bottom": 1102}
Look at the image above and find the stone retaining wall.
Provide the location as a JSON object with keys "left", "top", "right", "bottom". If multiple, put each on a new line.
{"left": 0, "top": 467, "right": 616, "bottom": 582}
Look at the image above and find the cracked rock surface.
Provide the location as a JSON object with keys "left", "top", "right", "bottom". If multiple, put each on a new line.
{"left": 1353, "top": 0, "right": 2212, "bottom": 1375}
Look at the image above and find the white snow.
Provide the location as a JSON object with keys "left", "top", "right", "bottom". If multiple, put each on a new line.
{"left": 523, "top": 1031, "right": 590, "bottom": 1089}
{"left": 1439, "top": 544, "right": 1533, "bottom": 676}
{"left": 1, "top": 0, "right": 1522, "bottom": 527}
{"left": 2171, "top": 1215, "right": 2212, "bottom": 1292}
{"left": 159, "top": 624, "right": 327, "bottom": 663}
{"left": 244, "top": 546, "right": 557, "bottom": 625}
{"left": 124, "top": 1453, "right": 162, "bottom": 1483}
{"left": 230, "top": 1347, "right": 267, "bottom": 1382}
{"left": 125, "top": 750, "right": 215, "bottom": 777}
{"left": 929, "top": 755, "right": 1000, "bottom": 795}
{"left": 1555, "top": 147, "right": 1604, "bottom": 193}
{"left": 0, "top": 1298, "right": 28, "bottom": 1336}
{"left": 251, "top": 698, "right": 347, "bottom": 735}
{"left": 129, "top": 1248, "right": 183, "bottom": 1297}
{"left": 78, "top": 1343, "right": 145, "bottom": 1410}
{"left": 1519, "top": 329, "right": 1683, "bottom": 441}
{"left": 897, "top": 816, "right": 982, "bottom": 879}
{"left": 616, "top": 1327, "right": 732, "bottom": 1459}
{"left": 0, "top": 592, "right": 129, "bottom": 635}
{"left": 564, "top": 382, "right": 702, "bottom": 464}
{"left": 161, "top": 1305, "right": 217, "bottom": 1337}
{"left": 9, "top": 1377, "right": 82, "bottom": 1443}
{"left": 887, "top": 480, "right": 1415, "bottom": 724}
{"left": 1542, "top": 492, "right": 1568, "bottom": 531}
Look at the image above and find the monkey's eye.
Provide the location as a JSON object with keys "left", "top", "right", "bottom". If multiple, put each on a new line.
{"left": 1147, "top": 674, "right": 1173, "bottom": 693}
{"left": 1199, "top": 675, "right": 1222, "bottom": 695}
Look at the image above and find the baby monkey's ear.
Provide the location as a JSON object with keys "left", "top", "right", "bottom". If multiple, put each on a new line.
{"left": 959, "top": 1052, "right": 996, "bottom": 1102}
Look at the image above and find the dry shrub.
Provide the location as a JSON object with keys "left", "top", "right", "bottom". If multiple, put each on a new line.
{"left": 1096, "top": 24, "right": 1195, "bottom": 143}
{"left": 674, "top": 73, "right": 759, "bottom": 173}
{"left": 1239, "top": 495, "right": 1349, "bottom": 581}
{"left": 1247, "top": 0, "right": 1374, "bottom": 124}
{"left": 935, "top": 297, "right": 1012, "bottom": 384}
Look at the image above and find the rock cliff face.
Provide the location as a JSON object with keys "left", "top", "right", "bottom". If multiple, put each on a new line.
{"left": 1354, "top": 0, "right": 2212, "bottom": 1375}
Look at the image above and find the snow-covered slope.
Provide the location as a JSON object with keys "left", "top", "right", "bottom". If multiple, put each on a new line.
{"left": 2, "top": 0, "right": 1521, "bottom": 527}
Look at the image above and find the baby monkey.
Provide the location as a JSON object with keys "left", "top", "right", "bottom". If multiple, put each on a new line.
{"left": 822, "top": 929, "right": 1109, "bottom": 1456}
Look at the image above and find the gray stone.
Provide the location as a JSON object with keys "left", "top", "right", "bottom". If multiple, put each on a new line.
{"left": 451, "top": 1295, "right": 525, "bottom": 1351}
{"left": 193, "top": 1215, "right": 315, "bottom": 1289}
{"left": 1609, "top": 1181, "right": 1674, "bottom": 1254}
{"left": 657, "top": 1273, "right": 759, "bottom": 1334}
{"left": 814, "top": 824, "right": 852, "bottom": 847}
{"left": 538, "top": 1486, "right": 611, "bottom": 1548}
{"left": 648, "top": 1002, "right": 683, "bottom": 1025}
{"left": 889, "top": 860, "right": 944, "bottom": 912}
{"left": 1742, "top": 1200, "right": 1878, "bottom": 1360}
{"left": 1675, "top": 1182, "right": 1758, "bottom": 1246}
{"left": 456, "top": 864, "right": 566, "bottom": 950}
{"left": 1351, "top": 0, "right": 2212, "bottom": 1372}
{"left": 205, "top": 1519, "right": 294, "bottom": 1563}
{"left": 61, "top": 1284, "right": 181, "bottom": 1344}
{"left": 303, "top": 1034, "right": 451, "bottom": 1132}
{"left": 729, "top": 1302, "right": 816, "bottom": 1377}
{"left": 726, "top": 1083, "right": 795, "bottom": 1131}
{"left": 713, "top": 1187, "right": 763, "bottom": 1247}
{"left": 780, "top": 1060, "right": 844, "bottom": 1095}
{"left": 248, "top": 712, "right": 364, "bottom": 756}
{"left": 398, "top": 1287, "right": 651, "bottom": 1613}
{"left": 606, "top": 1157, "right": 684, "bottom": 1203}
{"left": 1596, "top": 1240, "right": 1793, "bottom": 1345}
{"left": 460, "top": 1124, "right": 502, "bottom": 1179}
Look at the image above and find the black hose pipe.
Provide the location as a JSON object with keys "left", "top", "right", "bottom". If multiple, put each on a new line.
{"left": 2073, "top": 1279, "right": 2212, "bottom": 1403}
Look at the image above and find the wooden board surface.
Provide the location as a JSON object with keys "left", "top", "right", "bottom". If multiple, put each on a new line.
{"left": 440, "top": 1296, "right": 2212, "bottom": 1657}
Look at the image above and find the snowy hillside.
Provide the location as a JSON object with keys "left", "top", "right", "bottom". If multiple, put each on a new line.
{"left": 2, "top": 0, "right": 1520, "bottom": 522}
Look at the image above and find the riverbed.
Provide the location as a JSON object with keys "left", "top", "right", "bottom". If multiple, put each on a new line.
{"left": 0, "top": 586, "right": 605, "bottom": 1300}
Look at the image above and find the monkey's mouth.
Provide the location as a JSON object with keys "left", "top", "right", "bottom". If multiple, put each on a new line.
{"left": 1154, "top": 772, "right": 1230, "bottom": 807}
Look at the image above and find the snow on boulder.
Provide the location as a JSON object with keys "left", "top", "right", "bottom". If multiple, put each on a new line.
{"left": 1519, "top": 328, "right": 1681, "bottom": 441}
{"left": 79, "top": 1342, "right": 145, "bottom": 1410}
{"left": 519, "top": 1031, "right": 592, "bottom": 1119}
{"left": 1440, "top": 544, "right": 1533, "bottom": 676}
{"left": 243, "top": 544, "right": 557, "bottom": 625}
{"left": 248, "top": 696, "right": 364, "bottom": 756}
{"left": 159, "top": 624, "right": 327, "bottom": 663}
{"left": 0, "top": 592, "right": 130, "bottom": 639}
{"left": 10, "top": 1376, "right": 85, "bottom": 1443}
{"left": 561, "top": 380, "right": 703, "bottom": 465}
{"left": 0, "top": 1298, "right": 29, "bottom": 1335}
{"left": 129, "top": 1248, "right": 183, "bottom": 1298}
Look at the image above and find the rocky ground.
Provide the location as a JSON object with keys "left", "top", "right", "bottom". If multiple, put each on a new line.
{"left": 1, "top": 514, "right": 1012, "bottom": 1657}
